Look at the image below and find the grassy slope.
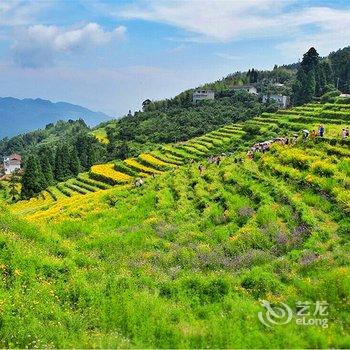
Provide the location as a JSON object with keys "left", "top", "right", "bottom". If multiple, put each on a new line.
{"left": 0, "top": 102, "right": 349, "bottom": 348}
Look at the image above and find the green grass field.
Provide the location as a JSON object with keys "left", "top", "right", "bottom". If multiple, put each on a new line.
{"left": 0, "top": 101, "right": 349, "bottom": 348}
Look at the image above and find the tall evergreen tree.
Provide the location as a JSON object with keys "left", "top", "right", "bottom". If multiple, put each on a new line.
{"left": 74, "top": 133, "right": 97, "bottom": 170}
{"left": 21, "top": 154, "right": 43, "bottom": 198}
{"left": 301, "top": 47, "right": 319, "bottom": 72}
{"left": 38, "top": 146, "right": 54, "bottom": 186}
{"left": 40, "top": 155, "right": 54, "bottom": 186}
{"left": 305, "top": 69, "right": 316, "bottom": 102}
{"left": 54, "top": 143, "right": 72, "bottom": 181}
{"left": 69, "top": 146, "right": 81, "bottom": 176}
{"left": 293, "top": 47, "right": 324, "bottom": 104}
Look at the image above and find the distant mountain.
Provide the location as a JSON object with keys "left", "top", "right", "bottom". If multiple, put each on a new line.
{"left": 0, "top": 97, "right": 111, "bottom": 139}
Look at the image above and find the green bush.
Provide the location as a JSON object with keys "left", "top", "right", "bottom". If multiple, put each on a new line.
{"left": 241, "top": 267, "right": 281, "bottom": 298}
{"left": 114, "top": 161, "right": 138, "bottom": 176}
{"left": 310, "top": 161, "right": 336, "bottom": 177}
{"left": 242, "top": 124, "right": 261, "bottom": 136}
{"left": 320, "top": 90, "right": 341, "bottom": 103}
{"left": 336, "top": 96, "right": 350, "bottom": 104}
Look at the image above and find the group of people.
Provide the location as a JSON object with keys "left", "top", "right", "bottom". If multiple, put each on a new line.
{"left": 304, "top": 125, "right": 349, "bottom": 140}
{"left": 198, "top": 154, "right": 223, "bottom": 174}
{"left": 207, "top": 155, "right": 222, "bottom": 165}
{"left": 304, "top": 125, "right": 325, "bottom": 140}
{"left": 247, "top": 137, "right": 289, "bottom": 159}
{"left": 135, "top": 122, "right": 349, "bottom": 180}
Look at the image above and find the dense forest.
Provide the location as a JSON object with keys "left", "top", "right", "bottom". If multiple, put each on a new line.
{"left": 20, "top": 133, "right": 104, "bottom": 198}
{"left": 104, "top": 91, "right": 278, "bottom": 159}
{"left": 0, "top": 120, "right": 105, "bottom": 199}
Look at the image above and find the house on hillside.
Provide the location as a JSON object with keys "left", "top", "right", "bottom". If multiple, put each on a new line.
{"left": 262, "top": 94, "right": 289, "bottom": 109}
{"left": 231, "top": 84, "right": 258, "bottom": 94}
{"left": 192, "top": 90, "right": 215, "bottom": 103}
{"left": 3, "top": 154, "right": 21, "bottom": 175}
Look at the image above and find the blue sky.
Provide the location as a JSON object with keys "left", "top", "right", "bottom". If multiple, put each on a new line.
{"left": 0, "top": 0, "right": 349, "bottom": 117}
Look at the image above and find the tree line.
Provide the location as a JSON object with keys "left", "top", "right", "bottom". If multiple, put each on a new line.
{"left": 292, "top": 47, "right": 335, "bottom": 105}
{"left": 21, "top": 133, "right": 102, "bottom": 198}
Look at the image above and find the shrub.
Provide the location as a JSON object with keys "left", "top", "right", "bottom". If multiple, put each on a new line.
{"left": 114, "top": 161, "right": 138, "bottom": 176}
{"left": 242, "top": 124, "right": 261, "bottom": 136}
{"left": 320, "top": 90, "right": 341, "bottom": 103}
{"left": 138, "top": 153, "right": 174, "bottom": 171}
{"left": 336, "top": 96, "right": 350, "bottom": 104}
{"left": 241, "top": 267, "right": 281, "bottom": 298}
{"left": 310, "top": 160, "right": 336, "bottom": 177}
{"left": 56, "top": 184, "right": 72, "bottom": 197}
{"left": 77, "top": 175, "right": 110, "bottom": 190}
{"left": 281, "top": 150, "right": 310, "bottom": 170}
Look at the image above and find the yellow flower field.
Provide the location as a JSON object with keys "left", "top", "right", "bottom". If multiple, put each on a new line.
{"left": 125, "top": 158, "right": 162, "bottom": 174}
{"left": 139, "top": 153, "right": 176, "bottom": 169}
{"left": 90, "top": 164, "right": 132, "bottom": 183}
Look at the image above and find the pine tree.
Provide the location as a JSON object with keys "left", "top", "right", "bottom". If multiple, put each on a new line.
{"left": 301, "top": 47, "right": 319, "bottom": 72}
{"left": 323, "top": 60, "right": 334, "bottom": 85}
{"left": 74, "top": 133, "right": 97, "bottom": 170}
{"left": 21, "top": 155, "right": 43, "bottom": 198}
{"left": 69, "top": 146, "right": 81, "bottom": 176}
{"left": 40, "top": 155, "right": 54, "bottom": 186}
{"left": 293, "top": 47, "right": 323, "bottom": 105}
{"left": 54, "top": 144, "right": 72, "bottom": 181}
{"left": 117, "top": 142, "right": 130, "bottom": 160}
{"left": 304, "top": 69, "right": 316, "bottom": 102}
{"left": 292, "top": 68, "right": 307, "bottom": 105}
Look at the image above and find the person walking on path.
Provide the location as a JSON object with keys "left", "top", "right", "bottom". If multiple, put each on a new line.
{"left": 318, "top": 125, "right": 325, "bottom": 137}
{"left": 302, "top": 130, "right": 310, "bottom": 142}
{"left": 198, "top": 164, "right": 204, "bottom": 175}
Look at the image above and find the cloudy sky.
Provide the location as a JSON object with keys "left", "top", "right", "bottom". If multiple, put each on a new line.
{"left": 0, "top": 0, "right": 349, "bottom": 117}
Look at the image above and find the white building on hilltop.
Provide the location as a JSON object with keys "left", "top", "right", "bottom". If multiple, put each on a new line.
{"left": 3, "top": 154, "right": 21, "bottom": 175}
{"left": 231, "top": 84, "right": 258, "bottom": 95}
{"left": 192, "top": 90, "right": 215, "bottom": 103}
{"left": 262, "top": 94, "right": 289, "bottom": 109}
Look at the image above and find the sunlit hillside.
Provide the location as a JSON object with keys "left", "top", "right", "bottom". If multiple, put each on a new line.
{"left": 10, "top": 101, "right": 350, "bottom": 221}
{"left": 0, "top": 101, "right": 349, "bottom": 348}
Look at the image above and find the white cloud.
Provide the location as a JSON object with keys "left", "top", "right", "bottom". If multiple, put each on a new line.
{"left": 119, "top": 0, "right": 285, "bottom": 42}
{"left": 12, "top": 23, "right": 127, "bottom": 68}
{"left": 117, "top": 1, "right": 350, "bottom": 54}
{"left": 277, "top": 7, "right": 350, "bottom": 58}
{"left": 0, "top": 0, "right": 48, "bottom": 26}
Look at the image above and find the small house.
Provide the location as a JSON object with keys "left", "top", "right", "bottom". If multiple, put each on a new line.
{"left": 3, "top": 154, "right": 21, "bottom": 175}
{"left": 231, "top": 84, "right": 258, "bottom": 95}
{"left": 262, "top": 94, "right": 289, "bottom": 109}
{"left": 192, "top": 90, "right": 215, "bottom": 103}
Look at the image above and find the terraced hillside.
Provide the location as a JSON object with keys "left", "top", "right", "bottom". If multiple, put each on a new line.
{"left": 10, "top": 101, "right": 349, "bottom": 221}
{"left": 0, "top": 124, "right": 349, "bottom": 347}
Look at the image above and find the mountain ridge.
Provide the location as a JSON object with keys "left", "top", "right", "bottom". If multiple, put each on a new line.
{"left": 0, "top": 96, "right": 111, "bottom": 139}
